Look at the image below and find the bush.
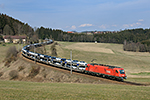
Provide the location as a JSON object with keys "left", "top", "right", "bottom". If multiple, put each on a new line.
{"left": 0, "top": 72, "right": 3, "bottom": 77}
{"left": 2, "top": 43, "right": 6, "bottom": 46}
{"left": 28, "top": 66, "right": 40, "bottom": 78}
{"left": 50, "top": 42, "right": 58, "bottom": 56}
{"left": 141, "top": 40, "right": 150, "bottom": 46}
{"left": 123, "top": 40, "right": 150, "bottom": 52}
{"left": 9, "top": 70, "right": 18, "bottom": 79}
{"left": 4, "top": 46, "right": 18, "bottom": 66}
{"left": 18, "top": 66, "right": 25, "bottom": 71}
{"left": 4, "top": 60, "right": 11, "bottom": 67}
{"left": 6, "top": 46, "right": 18, "bottom": 58}
{"left": 34, "top": 47, "right": 45, "bottom": 54}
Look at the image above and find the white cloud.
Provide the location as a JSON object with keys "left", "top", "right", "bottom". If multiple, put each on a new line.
{"left": 112, "top": 24, "right": 117, "bottom": 27}
{"left": 138, "top": 19, "right": 144, "bottom": 22}
{"left": 99, "top": 25, "right": 107, "bottom": 29}
{"left": 130, "top": 22, "right": 141, "bottom": 27}
{"left": 123, "top": 24, "right": 129, "bottom": 28}
{"left": 136, "top": 22, "right": 141, "bottom": 25}
{"left": 79, "top": 24, "right": 93, "bottom": 27}
{"left": 65, "top": 26, "right": 69, "bottom": 28}
{"left": 71, "top": 25, "right": 76, "bottom": 29}
{"left": 123, "top": 22, "right": 142, "bottom": 28}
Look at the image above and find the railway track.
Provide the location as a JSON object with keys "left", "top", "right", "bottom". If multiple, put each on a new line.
{"left": 20, "top": 53, "right": 149, "bottom": 86}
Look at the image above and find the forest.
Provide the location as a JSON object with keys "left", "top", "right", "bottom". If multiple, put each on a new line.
{"left": 0, "top": 13, "right": 150, "bottom": 52}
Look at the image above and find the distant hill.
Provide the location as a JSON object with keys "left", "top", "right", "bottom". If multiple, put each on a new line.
{"left": 0, "top": 13, "right": 34, "bottom": 37}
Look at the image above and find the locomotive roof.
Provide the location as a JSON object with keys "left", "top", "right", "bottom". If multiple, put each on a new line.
{"left": 89, "top": 63, "right": 121, "bottom": 68}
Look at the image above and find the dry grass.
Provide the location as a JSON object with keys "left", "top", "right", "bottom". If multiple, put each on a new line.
{"left": 0, "top": 42, "right": 150, "bottom": 83}
{"left": 9, "top": 70, "right": 18, "bottom": 79}
{"left": 64, "top": 42, "right": 114, "bottom": 54}
{"left": 45, "top": 41, "right": 150, "bottom": 79}
{"left": 0, "top": 43, "right": 23, "bottom": 63}
{"left": 0, "top": 53, "right": 104, "bottom": 84}
{"left": 0, "top": 42, "right": 150, "bottom": 99}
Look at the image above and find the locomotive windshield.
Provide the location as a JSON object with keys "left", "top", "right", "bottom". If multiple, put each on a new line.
{"left": 120, "top": 70, "right": 125, "bottom": 74}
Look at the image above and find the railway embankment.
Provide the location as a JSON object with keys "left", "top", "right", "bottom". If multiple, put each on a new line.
{"left": 0, "top": 54, "right": 109, "bottom": 84}
{"left": 1, "top": 53, "right": 149, "bottom": 86}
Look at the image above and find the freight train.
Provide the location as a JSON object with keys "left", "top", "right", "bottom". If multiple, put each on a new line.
{"left": 21, "top": 40, "right": 127, "bottom": 81}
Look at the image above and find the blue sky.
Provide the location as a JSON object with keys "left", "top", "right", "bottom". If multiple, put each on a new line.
{"left": 0, "top": 0, "right": 150, "bottom": 32}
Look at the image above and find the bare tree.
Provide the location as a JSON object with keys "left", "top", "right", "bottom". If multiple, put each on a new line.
{"left": 4, "top": 46, "right": 18, "bottom": 66}
{"left": 50, "top": 42, "right": 58, "bottom": 56}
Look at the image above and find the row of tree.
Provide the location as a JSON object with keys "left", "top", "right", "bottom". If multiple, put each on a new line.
{"left": 35, "top": 27, "right": 150, "bottom": 44}
{"left": 123, "top": 40, "right": 150, "bottom": 52}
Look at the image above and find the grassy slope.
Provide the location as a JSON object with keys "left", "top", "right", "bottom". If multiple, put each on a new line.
{"left": 46, "top": 41, "right": 150, "bottom": 73}
{"left": 1, "top": 42, "right": 150, "bottom": 82}
{"left": 45, "top": 41, "right": 150, "bottom": 83}
{"left": 0, "top": 43, "right": 107, "bottom": 84}
{"left": 0, "top": 80, "right": 150, "bottom": 100}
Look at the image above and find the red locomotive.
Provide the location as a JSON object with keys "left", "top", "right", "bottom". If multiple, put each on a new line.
{"left": 85, "top": 63, "right": 127, "bottom": 81}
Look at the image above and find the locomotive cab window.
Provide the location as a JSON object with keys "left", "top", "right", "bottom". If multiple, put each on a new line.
{"left": 120, "top": 70, "right": 125, "bottom": 74}
{"left": 116, "top": 70, "right": 118, "bottom": 73}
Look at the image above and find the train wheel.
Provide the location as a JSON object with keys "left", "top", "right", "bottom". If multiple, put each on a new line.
{"left": 109, "top": 77, "right": 113, "bottom": 80}
{"left": 120, "top": 78, "right": 124, "bottom": 82}
{"left": 102, "top": 75, "right": 105, "bottom": 78}
{"left": 116, "top": 78, "right": 124, "bottom": 82}
{"left": 97, "top": 74, "right": 100, "bottom": 76}
{"left": 91, "top": 73, "right": 95, "bottom": 76}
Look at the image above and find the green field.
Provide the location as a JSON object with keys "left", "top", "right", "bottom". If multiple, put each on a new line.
{"left": 0, "top": 80, "right": 150, "bottom": 100}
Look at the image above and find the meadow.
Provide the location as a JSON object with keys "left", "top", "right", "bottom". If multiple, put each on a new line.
{"left": 0, "top": 42, "right": 150, "bottom": 100}
{"left": 1, "top": 42, "right": 150, "bottom": 83}
{"left": 0, "top": 80, "right": 150, "bottom": 100}
{"left": 45, "top": 41, "right": 150, "bottom": 83}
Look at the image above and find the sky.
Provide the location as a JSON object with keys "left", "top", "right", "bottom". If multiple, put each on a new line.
{"left": 0, "top": 0, "right": 150, "bottom": 32}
